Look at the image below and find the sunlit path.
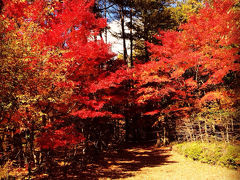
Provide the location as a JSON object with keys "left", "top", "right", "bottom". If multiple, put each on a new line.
{"left": 95, "top": 147, "right": 240, "bottom": 180}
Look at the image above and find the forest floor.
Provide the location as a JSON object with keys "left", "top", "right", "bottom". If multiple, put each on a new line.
{"left": 79, "top": 145, "right": 240, "bottom": 180}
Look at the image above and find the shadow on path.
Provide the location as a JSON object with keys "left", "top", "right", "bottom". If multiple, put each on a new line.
{"left": 60, "top": 145, "right": 178, "bottom": 179}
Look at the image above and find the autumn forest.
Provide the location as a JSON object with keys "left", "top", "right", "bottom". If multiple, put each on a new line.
{"left": 0, "top": 0, "right": 240, "bottom": 179}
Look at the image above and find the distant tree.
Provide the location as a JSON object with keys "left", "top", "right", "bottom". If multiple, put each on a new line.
{"left": 130, "top": 0, "right": 175, "bottom": 62}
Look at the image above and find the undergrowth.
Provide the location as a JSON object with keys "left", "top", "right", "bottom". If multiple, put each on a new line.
{"left": 173, "top": 141, "right": 240, "bottom": 169}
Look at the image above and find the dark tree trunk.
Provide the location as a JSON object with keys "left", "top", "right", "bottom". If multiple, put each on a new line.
{"left": 143, "top": 9, "right": 149, "bottom": 61}
{"left": 129, "top": 6, "right": 133, "bottom": 68}
{"left": 120, "top": 5, "right": 128, "bottom": 63}
{"left": 104, "top": 0, "right": 107, "bottom": 43}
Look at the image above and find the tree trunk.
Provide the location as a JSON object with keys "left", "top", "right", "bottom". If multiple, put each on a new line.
{"left": 155, "top": 131, "right": 161, "bottom": 147}
{"left": 120, "top": 5, "right": 128, "bottom": 63}
{"left": 104, "top": 0, "right": 107, "bottom": 43}
{"left": 198, "top": 121, "right": 203, "bottom": 142}
{"left": 190, "top": 121, "right": 195, "bottom": 141}
{"left": 143, "top": 9, "right": 149, "bottom": 61}
{"left": 129, "top": 6, "right": 133, "bottom": 68}
{"left": 204, "top": 119, "right": 208, "bottom": 142}
{"left": 212, "top": 123, "right": 217, "bottom": 141}
{"left": 221, "top": 130, "right": 226, "bottom": 143}
{"left": 125, "top": 116, "right": 130, "bottom": 142}
{"left": 187, "top": 126, "right": 193, "bottom": 142}
{"left": 226, "top": 124, "right": 229, "bottom": 143}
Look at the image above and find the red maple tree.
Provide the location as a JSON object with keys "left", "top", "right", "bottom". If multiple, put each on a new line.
{"left": 1, "top": 0, "right": 117, "bottom": 150}
{"left": 133, "top": 0, "right": 240, "bottom": 125}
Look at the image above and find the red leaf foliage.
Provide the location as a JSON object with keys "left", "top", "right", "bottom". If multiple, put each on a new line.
{"left": 37, "top": 124, "right": 85, "bottom": 149}
{"left": 132, "top": 0, "right": 239, "bottom": 118}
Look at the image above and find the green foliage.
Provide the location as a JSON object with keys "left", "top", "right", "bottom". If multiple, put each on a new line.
{"left": 169, "top": 0, "right": 203, "bottom": 26}
{"left": 175, "top": 142, "right": 203, "bottom": 160}
{"left": 219, "top": 145, "right": 240, "bottom": 168}
{"left": 174, "top": 141, "right": 240, "bottom": 169}
{"left": 196, "top": 102, "right": 237, "bottom": 126}
{"left": 199, "top": 144, "right": 223, "bottom": 164}
{"left": 129, "top": 0, "right": 176, "bottom": 61}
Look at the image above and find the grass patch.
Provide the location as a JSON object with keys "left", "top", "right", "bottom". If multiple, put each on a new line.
{"left": 173, "top": 141, "right": 240, "bottom": 169}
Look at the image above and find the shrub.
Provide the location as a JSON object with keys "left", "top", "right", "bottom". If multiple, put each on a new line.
{"left": 219, "top": 145, "right": 240, "bottom": 168}
{"left": 174, "top": 141, "right": 240, "bottom": 169}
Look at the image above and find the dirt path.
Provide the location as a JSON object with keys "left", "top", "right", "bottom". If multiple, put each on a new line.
{"left": 93, "top": 146, "right": 240, "bottom": 180}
